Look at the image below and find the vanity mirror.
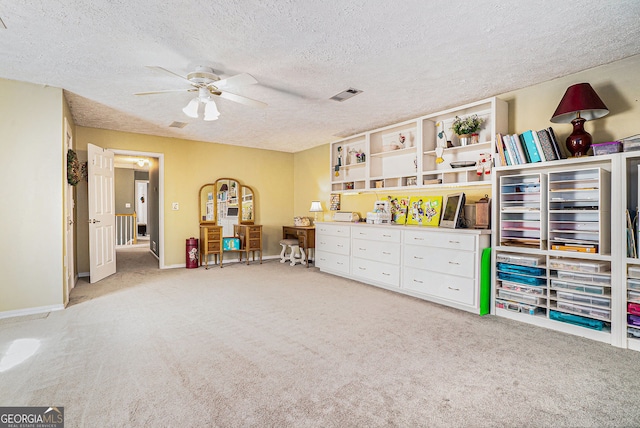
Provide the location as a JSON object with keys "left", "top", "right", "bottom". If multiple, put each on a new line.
{"left": 199, "top": 178, "right": 256, "bottom": 228}
{"left": 199, "top": 178, "right": 260, "bottom": 268}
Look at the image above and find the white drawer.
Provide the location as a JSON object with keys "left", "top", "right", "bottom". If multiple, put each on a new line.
{"left": 351, "top": 257, "right": 400, "bottom": 287}
{"left": 316, "top": 235, "right": 350, "bottom": 255}
{"left": 352, "top": 227, "right": 401, "bottom": 243}
{"left": 316, "top": 250, "right": 350, "bottom": 274}
{"left": 404, "top": 230, "right": 476, "bottom": 251}
{"left": 352, "top": 238, "right": 401, "bottom": 264}
{"left": 403, "top": 245, "right": 476, "bottom": 278}
{"left": 316, "top": 223, "right": 351, "bottom": 238}
{"left": 402, "top": 266, "right": 475, "bottom": 306}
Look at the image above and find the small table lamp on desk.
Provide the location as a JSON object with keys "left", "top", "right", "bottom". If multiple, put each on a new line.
{"left": 282, "top": 225, "right": 316, "bottom": 268}
{"left": 309, "top": 201, "right": 323, "bottom": 224}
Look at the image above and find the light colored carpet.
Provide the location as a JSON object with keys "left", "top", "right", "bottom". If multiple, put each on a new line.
{"left": 2, "top": 246, "right": 640, "bottom": 427}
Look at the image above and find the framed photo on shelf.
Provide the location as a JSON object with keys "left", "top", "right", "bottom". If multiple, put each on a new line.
{"left": 330, "top": 193, "right": 341, "bottom": 211}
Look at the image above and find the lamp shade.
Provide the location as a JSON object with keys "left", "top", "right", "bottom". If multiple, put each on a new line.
{"left": 182, "top": 98, "right": 200, "bottom": 118}
{"left": 550, "top": 83, "right": 609, "bottom": 123}
{"left": 309, "top": 201, "right": 323, "bottom": 212}
{"left": 204, "top": 99, "right": 220, "bottom": 121}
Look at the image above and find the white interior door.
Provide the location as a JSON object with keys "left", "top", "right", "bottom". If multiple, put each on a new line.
{"left": 64, "top": 118, "right": 75, "bottom": 301}
{"left": 88, "top": 143, "right": 116, "bottom": 283}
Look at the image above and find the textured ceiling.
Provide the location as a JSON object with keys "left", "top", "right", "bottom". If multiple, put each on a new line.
{"left": 1, "top": 1, "right": 640, "bottom": 153}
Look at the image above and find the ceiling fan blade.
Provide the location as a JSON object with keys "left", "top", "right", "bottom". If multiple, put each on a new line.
{"left": 146, "top": 66, "right": 194, "bottom": 85}
{"left": 215, "top": 73, "right": 258, "bottom": 89}
{"left": 134, "top": 88, "right": 196, "bottom": 96}
{"left": 217, "top": 90, "right": 268, "bottom": 108}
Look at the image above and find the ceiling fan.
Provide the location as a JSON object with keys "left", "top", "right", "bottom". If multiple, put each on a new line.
{"left": 135, "top": 66, "right": 267, "bottom": 121}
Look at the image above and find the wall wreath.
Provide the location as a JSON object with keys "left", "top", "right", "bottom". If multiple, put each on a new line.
{"left": 67, "top": 149, "right": 87, "bottom": 185}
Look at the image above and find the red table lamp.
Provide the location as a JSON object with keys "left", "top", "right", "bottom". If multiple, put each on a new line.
{"left": 550, "top": 83, "right": 609, "bottom": 157}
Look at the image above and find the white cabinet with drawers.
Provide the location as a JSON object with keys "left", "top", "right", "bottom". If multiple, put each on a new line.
{"left": 315, "top": 222, "right": 491, "bottom": 314}
{"left": 403, "top": 229, "right": 488, "bottom": 312}
{"left": 316, "top": 223, "right": 351, "bottom": 274}
{"left": 351, "top": 227, "right": 401, "bottom": 287}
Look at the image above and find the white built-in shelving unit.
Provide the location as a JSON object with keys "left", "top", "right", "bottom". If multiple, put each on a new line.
{"left": 330, "top": 97, "right": 508, "bottom": 192}
{"left": 492, "top": 153, "right": 640, "bottom": 350}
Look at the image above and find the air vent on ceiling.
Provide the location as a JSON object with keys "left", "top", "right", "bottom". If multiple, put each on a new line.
{"left": 169, "top": 121, "right": 188, "bottom": 128}
{"left": 330, "top": 88, "right": 363, "bottom": 102}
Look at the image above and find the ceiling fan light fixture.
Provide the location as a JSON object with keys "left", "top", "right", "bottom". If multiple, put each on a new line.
{"left": 204, "top": 99, "right": 220, "bottom": 121}
{"left": 182, "top": 98, "right": 200, "bottom": 118}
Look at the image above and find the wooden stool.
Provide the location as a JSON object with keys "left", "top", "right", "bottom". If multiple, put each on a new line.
{"left": 279, "top": 239, "right": 306, "bottom": 266}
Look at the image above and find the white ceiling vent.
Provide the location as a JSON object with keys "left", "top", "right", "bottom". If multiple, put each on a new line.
{"left": 330, "top": 88, "right": 363, "bottom": 102}
{"left": 169, "top": 121, "right": 188, "bottom": 128}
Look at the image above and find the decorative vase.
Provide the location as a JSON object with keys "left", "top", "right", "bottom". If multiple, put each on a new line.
{"left": 458, "top": 134, "right": 471, "bottom": 146}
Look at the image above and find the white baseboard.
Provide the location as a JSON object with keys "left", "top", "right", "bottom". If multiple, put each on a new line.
{"left": 0, "top": 304, "right": 65, "bottom": 320}
{"left": 164, "top": 254, "right": 281, "bottom": 270}
{"left": 78, "top": 272, "right": 90, "bottom": 278}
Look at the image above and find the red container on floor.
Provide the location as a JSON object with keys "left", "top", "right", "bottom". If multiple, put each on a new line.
{"left": 186, "top": 237, "right": 199, "bottom": 268}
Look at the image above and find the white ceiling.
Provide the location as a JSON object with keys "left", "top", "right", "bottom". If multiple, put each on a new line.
{"left": 2, "top": 1, "right": 639, "bottom": 153}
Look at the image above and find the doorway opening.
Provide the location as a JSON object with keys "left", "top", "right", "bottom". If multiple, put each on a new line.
{"left": 112, "top": 150, "right": 165, "bottom": 271}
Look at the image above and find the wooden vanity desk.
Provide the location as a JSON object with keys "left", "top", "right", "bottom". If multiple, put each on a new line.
{"left": 282, "top": 225, "right": 316, "bottom": 267}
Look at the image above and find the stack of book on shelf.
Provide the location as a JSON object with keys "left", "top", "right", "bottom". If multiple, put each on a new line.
{"left": 495, "top": 128, "right": 565, "bottom": 166}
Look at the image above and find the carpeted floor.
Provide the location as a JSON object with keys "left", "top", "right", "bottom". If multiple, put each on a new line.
{"left": 2, "top": 246, "right": 640, "bottom": 427}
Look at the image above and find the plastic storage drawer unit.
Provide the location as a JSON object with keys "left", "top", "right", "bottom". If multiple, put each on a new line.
{"left": 496, "top": 254, "right": 545, "bottom": 267}
{"left": 556, "top": 271, "right": 611, "bottom": 285}
{"left": 628, "top": 266, "right": 640, "bottom": 279}
{"left": 556, "top": 291, "right": 610, "bottom": 308}
{"left": 549, "top": 258, "right": 609, "bottom": 273}
{"left": 501, "top": 282, "right": 545, "bottom": 295}
{"left": 551, "top": 279, "right": 606, "bottom": 295}
{"left": 628, "top": 278, "right": 640, "bottom": 291}
{"left": 498, "top": 289, "right": 545, "bottom": 305}
{"left": 557, "top": 301, "right": 610, "bottom": 320}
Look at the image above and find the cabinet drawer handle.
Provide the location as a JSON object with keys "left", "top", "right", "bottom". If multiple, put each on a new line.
{"left": 358, "top": 267, "right": 366, "bottom": 270}
{"left": 382, "top": 251, "right": 391, "bottom": 255}
{"left": 359, "top": 248, "right": 366, "bottom": 251}
{"left": 337, "top": 262, "right": 343, "bottom": 265}
{"left": 413, "top": 279, "right": 423, "bottom": 284}
{"left": 448, "top": 261, "right": 460, "bottom": 265}
{"left": 319, "top": 258, "right": 326, "bottom": 261}
{"left": 320, "top": 241, "right": 326, "bottom": 245}
{"left": 337, "top": 244, "right": 344, "bottom": 247}
{"left": 383, "top": 234, "right": 391, "bottom": 238}
{"left": 359, "top": 232, "right": 366, "bottom": 235}
{"left": 382, "top": 272, "right": 390, "bottom": 276}
{"left": 413, "top": 237, "right": 424, "bottom": 241}
{"left": 413, "top": 256, "right": 423, "bottom": 260}
{"left": 448, "top": 286, "right": 460, "bottom": 291}
{"left": 449, "top": 240, "right": 460, "bottom": 244}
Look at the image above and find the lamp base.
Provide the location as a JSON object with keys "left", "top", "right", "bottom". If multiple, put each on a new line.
{"left": 566, "top": 117, "right": 592, "bottom": 157}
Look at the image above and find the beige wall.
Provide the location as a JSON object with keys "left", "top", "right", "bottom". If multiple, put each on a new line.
{"left": 501, "top": 54, "right": 640, "bottom": 151}
{"left": 293, "top": 144, "right": 331, "bottom": 221}
{"left": 0, "top": 79, "right": 65, "bottom": 313}
{"left": 296, "top": 55, "right": 640, "bottom": 217}
{"left": 115, "top": 168, "right": 136, "bottom": 215}
{"left": 74, "top": 127, "right": 294, "bottom": 270}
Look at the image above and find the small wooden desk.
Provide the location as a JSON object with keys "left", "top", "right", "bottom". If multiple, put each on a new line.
{"left": 282, "top": 225, "right": 315, "bottom": 268}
